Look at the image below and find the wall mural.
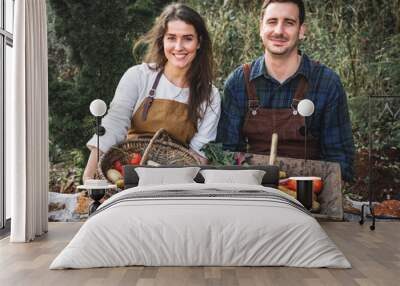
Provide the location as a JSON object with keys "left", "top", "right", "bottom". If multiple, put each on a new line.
{"left": 45, "top": 1, "right": 400, "bottom": 223}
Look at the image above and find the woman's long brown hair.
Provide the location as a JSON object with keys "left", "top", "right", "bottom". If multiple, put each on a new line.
{"left": 133, "top": 3, "right": 214, "bottom": 130}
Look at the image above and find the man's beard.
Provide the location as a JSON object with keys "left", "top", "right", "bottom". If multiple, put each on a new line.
{"left": 265, "top": 37, "right": 299, "bottom": 56}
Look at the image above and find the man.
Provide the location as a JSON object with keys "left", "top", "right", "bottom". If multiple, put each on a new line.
{"left": 216, "top": 0, "right": 354, "bottom": 181}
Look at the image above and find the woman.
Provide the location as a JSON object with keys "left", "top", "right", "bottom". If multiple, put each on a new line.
{"left": 83, "top": 3, "right": 221, "bottom": 181}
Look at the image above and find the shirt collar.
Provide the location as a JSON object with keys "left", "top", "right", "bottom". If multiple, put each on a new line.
{"left": 249, "top": 51, "right": 312, "bottom": 82}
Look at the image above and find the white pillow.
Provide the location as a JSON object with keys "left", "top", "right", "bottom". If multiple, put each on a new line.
{"left": 136, "top": 167, "right": 201, "bottom": 186}
{"left": 200, "top": 169, "right": 266, "bottom": 185}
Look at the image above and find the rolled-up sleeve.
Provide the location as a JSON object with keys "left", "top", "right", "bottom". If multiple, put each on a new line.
{"left": 87, "top": 67, "right": 141, "bottom": 153}
{"left": 189, "top": 88, "right": 221, "bottom": 157}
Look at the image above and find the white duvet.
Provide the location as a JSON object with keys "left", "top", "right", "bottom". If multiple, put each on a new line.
{"left": 50, "top": 183, "right": 351, "bottom": 269}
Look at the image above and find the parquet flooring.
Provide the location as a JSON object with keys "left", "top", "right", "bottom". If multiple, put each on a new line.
{"left": 0, "top": 222, "right": 399, "bottom": 286}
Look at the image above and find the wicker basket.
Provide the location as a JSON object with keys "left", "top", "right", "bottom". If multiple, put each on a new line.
{"left": 97, "top": 128, "right": 201, "bottom": 182}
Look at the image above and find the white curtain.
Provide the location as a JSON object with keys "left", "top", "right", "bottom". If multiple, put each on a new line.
{"left": 8, "top": 0, "right": 49, "bottom": 242}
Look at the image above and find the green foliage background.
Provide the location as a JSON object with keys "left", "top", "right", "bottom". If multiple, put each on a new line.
{"left": 48, "top": 0, "right": 169, "bottom": 167}
{"left": 48, "top": 0, "right": 400, "bottom": 189}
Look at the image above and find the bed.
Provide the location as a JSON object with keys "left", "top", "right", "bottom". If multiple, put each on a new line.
{"left": 50, "top": 166, "right": 350, "bottom": 269}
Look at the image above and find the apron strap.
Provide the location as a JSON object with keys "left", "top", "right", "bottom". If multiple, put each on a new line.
{"left": 291, "top": 76, "right": 309, "bottom": 110}
{"left": 292, "top": 59, "right": 321, "bottom": 109}
{"left": 243, "top": 63, "right": 311, "bottom": 111}
{"left": 141, "top": 70, "right": 164, "bottom": 121}
{"left": 243, "top": 63, "right": 259, "bottom": 109}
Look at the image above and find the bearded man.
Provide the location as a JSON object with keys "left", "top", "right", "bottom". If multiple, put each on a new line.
{"left": 216, "top": 0, "right": 355, "bottom": 182}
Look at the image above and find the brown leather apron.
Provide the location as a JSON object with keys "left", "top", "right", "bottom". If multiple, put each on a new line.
{"left": 242, "top": 63, "right": 321, "bottom": 159}
{"left": 127, "top": 70, "right": 196, "bottom": 145}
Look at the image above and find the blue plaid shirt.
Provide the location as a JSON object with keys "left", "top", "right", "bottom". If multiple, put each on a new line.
{"left": 216, "top": 53, "right": 355, "bottom": 182}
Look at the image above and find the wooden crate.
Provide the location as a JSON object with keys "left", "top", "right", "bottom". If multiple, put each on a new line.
{"left": 249, "top": 154, "right": 343, "bottom": 220}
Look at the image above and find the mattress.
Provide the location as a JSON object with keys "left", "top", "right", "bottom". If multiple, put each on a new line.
{"left": 50, "top": 183, "right": 351, "bottom": 269}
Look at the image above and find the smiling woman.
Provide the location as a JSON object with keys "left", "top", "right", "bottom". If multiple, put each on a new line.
{"left": 83, "top": 3, "right": 221, "bottom": 181}
{"left": 163, "top": 20, "right": 200, "bottom": 74}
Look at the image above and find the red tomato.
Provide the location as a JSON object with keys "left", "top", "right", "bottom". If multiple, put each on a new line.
{"left": 129, "top": 153, "right": 142, "bottom": 165}
{"left": 113, "top": 160, "right": 123, "bottom": 174}
{"left": 286, "top": 179, "right": 323, "bottom": 194}
{"left": 287, "top": 179, "right": 297, "bottom": 191}
{"left": 313, "top": 180, "right": 323, "bottom": 194}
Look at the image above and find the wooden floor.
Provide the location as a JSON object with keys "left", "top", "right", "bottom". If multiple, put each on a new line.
{"left": 0, "top": 222, "right": 399, "bottom": 286}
